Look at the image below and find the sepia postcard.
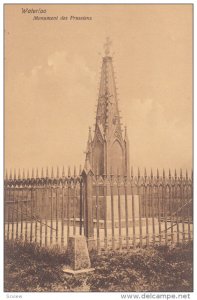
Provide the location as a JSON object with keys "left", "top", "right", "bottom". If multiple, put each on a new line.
{"left": 3, "top": 2, "right": 194, "bottom": 299}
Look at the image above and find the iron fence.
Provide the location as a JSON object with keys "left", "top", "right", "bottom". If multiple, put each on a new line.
{"left": 4, "top": 167, "right": 193, "bottom": 252}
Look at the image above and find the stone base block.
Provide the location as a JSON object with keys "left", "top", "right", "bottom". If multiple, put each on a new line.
{"left": 62, "top": 266, "right": 95, "bottom": 275}
{"left": 66, "top": 235, "right": 91, "bottom": 271}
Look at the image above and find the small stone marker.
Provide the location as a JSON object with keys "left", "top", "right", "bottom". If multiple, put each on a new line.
{"left": 62, "top": 236, "right": 94, "bottom": 275}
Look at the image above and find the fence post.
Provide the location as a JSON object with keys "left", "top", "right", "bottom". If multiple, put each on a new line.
{"left": 82, "top": 167, "right": 95, "bottom": 251}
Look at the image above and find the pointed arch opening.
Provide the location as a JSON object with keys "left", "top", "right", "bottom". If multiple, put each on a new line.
{"left": 93, "top": 140, "right": 104, "bottom": 175}
{"left": 109, "top": 139, "right": 124, "bottom": 175}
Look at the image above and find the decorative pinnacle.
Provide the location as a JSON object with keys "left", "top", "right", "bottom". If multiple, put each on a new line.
{"left": 104, "top": 37, "right": 112, "bottom": 56}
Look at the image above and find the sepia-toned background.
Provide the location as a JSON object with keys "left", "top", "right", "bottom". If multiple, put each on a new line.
{"left": 4, "top": 4, "right": 193, "bottom": 173}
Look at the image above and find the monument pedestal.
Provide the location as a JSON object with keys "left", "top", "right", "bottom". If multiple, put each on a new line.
{"left": 106, "top": 194, "right": 140, "bottom": 221}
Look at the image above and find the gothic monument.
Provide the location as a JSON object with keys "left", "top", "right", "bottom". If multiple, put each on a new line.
{"left": 85, "top": 38, "right": 130, "bottom": 176}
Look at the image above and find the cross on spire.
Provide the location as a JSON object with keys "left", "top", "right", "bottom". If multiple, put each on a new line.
{"left": 104, "top": 37, "right": 112, "bottom": 56}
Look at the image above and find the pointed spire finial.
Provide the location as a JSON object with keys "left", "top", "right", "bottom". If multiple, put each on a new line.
{"left": 17, "top": 168, "right": 21, "bottom": 180}
{"left": 169, "top": 168, "right": 171, "bottom": 179}
{"left": 27, "top": 169, "right": 30, "bottom": 179}
{"left": 144, "top": 168, "right": 147, "bottom": 178}
{"left": 68, "top": 166, "right": 71, "bottom": 178}
{"left": 41, "top": 167, "right": 44, "bottom": 178}
{"left": 151, "top": 168, "right": 153, "bottom": 179}
{"left": 51, "top": 167, "right": 54, "bottom": 179}
{"left": 46, "top": 167, "right": 49, "bottom": 178}
{"left": 36, "top": 168, "right": 39, "bottom": 179}
{"left": 22, "top": 168, "right": 25, "bottom": 180}
{"left": 138, "top": 167, "right": 140, "bottom": 179}
{"left": 74, "top": 166, "right": 76, "bottom": 177}
{"left": 14, "top": 169, "right": 16, "bottom": 180}
{"left": 104, "top": 37, "right": 112, "bottom": 56}
{"left": 62, "top": 166, "right": 65, "bottom": 178}
{"left": 9, "top": 169, "right": 12, "bottom": 180}
{"left": 31, "top": 168, "right": 34, "bottom": 179}
{"left": 180, "top": 168, "right": 182, "bottom": 179}
{"left": 186, "top": 169, "right": 188, "bottom": 180}
{"left": 163, "top": 169, "right": 165, "bottom": 179}
{"left": 56, "top": 166, "right": 59, "bottom": 179}
{"left": 157, "top": 168, "right": 159, "bottom": 179}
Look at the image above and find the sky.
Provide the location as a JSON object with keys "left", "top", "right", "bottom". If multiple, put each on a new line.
{"left": 4, "top": 4, "right": 193, "bottom": 177}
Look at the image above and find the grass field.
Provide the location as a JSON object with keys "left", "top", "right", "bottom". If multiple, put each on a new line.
{"left": 4, "top": 240, "right": 193, "bottom": 292}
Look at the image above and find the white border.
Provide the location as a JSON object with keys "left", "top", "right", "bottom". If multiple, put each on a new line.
{"left": 0, "top": 1, "right": 195, "bottom": 299}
